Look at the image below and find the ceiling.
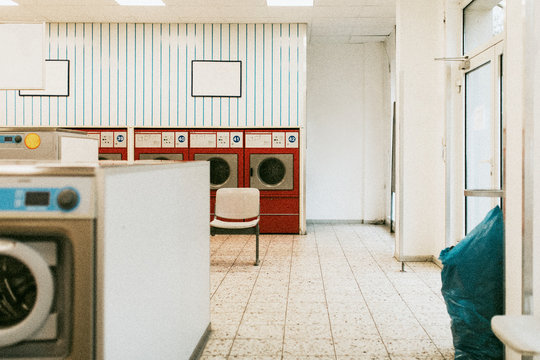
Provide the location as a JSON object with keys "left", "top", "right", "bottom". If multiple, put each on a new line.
{"left": 0, "top": 0, "right": 396, "bottom": 44}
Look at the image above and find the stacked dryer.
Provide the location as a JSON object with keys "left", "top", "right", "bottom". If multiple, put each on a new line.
{"left": 245, "top": 130, "right": 300, "bottom": 233}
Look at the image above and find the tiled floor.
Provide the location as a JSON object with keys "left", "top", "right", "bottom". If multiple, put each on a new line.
{"left": 202, "top": 223, "right": 454, "bottom": 360}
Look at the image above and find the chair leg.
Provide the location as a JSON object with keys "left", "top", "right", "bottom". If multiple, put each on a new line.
{"left": 254, "top": 224, "right": 260, "bottom": 266}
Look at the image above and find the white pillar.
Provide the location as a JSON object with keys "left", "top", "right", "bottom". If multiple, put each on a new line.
{"left": 395, "top": 0, "right": 447, "bottom": 260}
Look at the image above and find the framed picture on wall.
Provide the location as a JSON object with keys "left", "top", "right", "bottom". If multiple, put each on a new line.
{"left": 19, "top": 59, "right": 70, "bottom": 97}
{"left": 191, "top": 60, "right": 242, "bottom": 98}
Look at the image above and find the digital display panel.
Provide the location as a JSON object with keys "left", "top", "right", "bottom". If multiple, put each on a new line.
{"left": 25, "top": 192, "right": 50, "bottom": 206}
{"left": 4, "top": 136, "right": 12, "bottom": 142}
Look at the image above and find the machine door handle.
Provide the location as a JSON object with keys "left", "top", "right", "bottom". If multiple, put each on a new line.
{"left": 250, "top": 168, "right": 253, "bottom": 177}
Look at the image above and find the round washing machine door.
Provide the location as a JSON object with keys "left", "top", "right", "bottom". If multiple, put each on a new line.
{"left": 209, "top": 157, "right": 231, "bottom": 187}
{"left": 0, "top": 239, "right": 54, "bottom": 347}
{"left": 258, "top": 157, "right": 286, "bottom": 186}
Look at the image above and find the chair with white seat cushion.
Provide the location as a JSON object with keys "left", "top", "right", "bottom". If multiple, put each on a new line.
{"left": 210, "top": 188, "right": 260, "bottom": 266}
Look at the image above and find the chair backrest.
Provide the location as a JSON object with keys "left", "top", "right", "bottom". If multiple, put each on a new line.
{"left": 215, "top": 188, "right": 260, "bottom": 220}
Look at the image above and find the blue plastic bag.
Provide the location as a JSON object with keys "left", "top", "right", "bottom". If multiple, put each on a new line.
{"left": 439, "top": 205, "right": 504, "bottom": 360}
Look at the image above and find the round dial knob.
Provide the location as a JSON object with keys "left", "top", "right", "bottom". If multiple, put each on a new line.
{"left": 57, "top": 189, "right": 79, "bottom": 211}
{"left": 14, "top": 135, "right": 22, "bottom": 143}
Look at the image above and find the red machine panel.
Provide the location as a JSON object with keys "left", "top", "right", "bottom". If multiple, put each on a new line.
{"left": 244, "top": 129, "right": 300, "bottom": 233}
{"left": 134, "top": 129, "right": 189, "bottom": 160}
{"left": 79, "top": 128, "right": 128, "bottom": 160}
{"left": 189, "top": 129, "right": 244, "bottom": 215}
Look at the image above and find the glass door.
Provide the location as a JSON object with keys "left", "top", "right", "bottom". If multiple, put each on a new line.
{"left": 464, "top": 43, "right": 503, "bottom": 234}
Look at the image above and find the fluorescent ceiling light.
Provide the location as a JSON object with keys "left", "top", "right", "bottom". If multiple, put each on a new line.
{"left": 115, "top": 0, "right": 165, "bottom": 5}
{"left": 267, "top": 0, "right": 313, "bottom": 6}
{"left": 0, "top": 0, "right": 18, "bottom": 5}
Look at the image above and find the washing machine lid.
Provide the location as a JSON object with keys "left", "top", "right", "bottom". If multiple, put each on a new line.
{"left": 139, "top": 153, "right": 183, "bottom": 161}
{"left": 194, "top": 153, "right": 238, "bottom": 190}
{"left": 250, "top": 153, "right": 293, "bottom": 190}
{"left": 0, "top": 239, "right": 54, "bottom": 348}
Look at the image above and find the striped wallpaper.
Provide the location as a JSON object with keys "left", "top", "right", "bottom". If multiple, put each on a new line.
{"left": 0, "top": 23, "right": 306, "bottom": 128}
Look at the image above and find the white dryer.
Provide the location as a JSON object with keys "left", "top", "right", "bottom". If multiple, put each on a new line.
{"left": 0, "top": 162, "right": 211, "bottom": 359}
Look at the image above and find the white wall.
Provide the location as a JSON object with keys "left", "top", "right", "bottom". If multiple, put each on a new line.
{"left": 0, "top": 23, "right": 306, "bottom": 128}
{"left": 395, "top": 0, "right": 446, "bottom": 260}
{"left": 306, "top": 42, "right": 390, "bottom": 222}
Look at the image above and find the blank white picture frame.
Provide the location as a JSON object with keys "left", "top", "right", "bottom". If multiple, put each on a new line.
{"left": 191, "top": 60, "right": 242, "bottom": 97}
{"left": 19, "top": 60, "right": 70, "bottom": 97}
{"left": 0, "top": 23, "right": 45, "bottom": 90}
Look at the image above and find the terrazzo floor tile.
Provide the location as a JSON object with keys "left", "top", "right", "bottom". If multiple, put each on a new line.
{"left": 228, "top": 339, "right": 283, "bottom": 357}
{"left": 204, "top": 223, "right": 453, "bottom": 359}
{"left": 202, "top": 339, "right": 234, "bottom": 356}
{"left": 236, "top": 323, "right": 285, "bottom": 340}
{"left": 282, "top": 338, "right": 336, "bottom": 356}
{"left": 333, "top": 337, "right": 389, "bottom": 357}
{"left": 384, "top": 338, "right": 445, "bottom": 359}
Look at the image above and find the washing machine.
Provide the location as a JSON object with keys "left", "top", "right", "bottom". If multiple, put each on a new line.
{"left": 0, "top": 162, "right": 211, "bottom": 359}
{"left": 244, "top": 129, "right": 300, "bottom": 233}
{"left": 80, "top": 128, "right": 128, "bottom": 160}
{"left": 0, "top": 165, "right": 96, "bottom": 359}
{"left": 0, "top": 127, "right": 98, "bottom": 162}
{"left": 134, "top": 129, "right": 189, "bottom": 160}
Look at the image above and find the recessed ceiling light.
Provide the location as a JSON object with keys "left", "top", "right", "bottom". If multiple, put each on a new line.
{"left": 0, "top": 0, "right": 18, "bottom": 6}
{"left": 115, "top": 0, "right": 165, "bottom": 5}
{"left": 267, "top": 0, "right": 313, "bottom": 6}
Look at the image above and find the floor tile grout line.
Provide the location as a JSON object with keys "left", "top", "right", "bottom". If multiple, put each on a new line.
{"left": 280, "top": 233, "right": 296, "bottom": 360}
{"left": 329, "top": 223, "right": 392, "bottom": 359}
{"left": 348, "top": 224, "right": 447, "bottom": 359}
{"left": 312, "top": 223, "right": 339, "bottom": 360}
{"left": 224, "top": 234, "right": 273, "bottom": 359}
{"left": 210, "top": 233, "right": 230, "bottom": 256}
{"left": 210, "top": 234, "right": 252, "bottom": 300}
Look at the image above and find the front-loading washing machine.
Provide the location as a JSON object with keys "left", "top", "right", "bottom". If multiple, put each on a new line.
{"left": 244, "top": 129, "right": 300, "bottom": 234}
{"left": 0, "top": 165, "right": 96, "bottom": 359}
{"left": 0, "top": 162, "right": 211, "bottom": 359}
{"left": 188, "top": 130, "right": 244, "bottom": 217}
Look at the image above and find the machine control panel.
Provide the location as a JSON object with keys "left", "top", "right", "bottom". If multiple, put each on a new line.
{"left": 0, "top": 133, "right": 41, "bottom": 149}
{"left": 0, "top": 187, "right": 80, "bottom": 212}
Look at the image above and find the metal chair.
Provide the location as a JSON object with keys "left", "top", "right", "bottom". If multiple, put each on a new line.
{"left": 210, "top": 188, "right": 260, "bottom": 266}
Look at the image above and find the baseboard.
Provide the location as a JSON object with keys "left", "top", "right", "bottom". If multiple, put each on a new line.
{"left": 189, "top": 323, "right": 212, "bottom": 360}
{"left": 307, "top": 219, "right": 386, "bottom": 225}
{"left": 394, "top": 255, "right": 433, "bottom": 262}
{"left": 393, "top": 255, "right": 443, "bottom": 269}
{"left": 432, "top": 256, "right": 443, "bottom": 268}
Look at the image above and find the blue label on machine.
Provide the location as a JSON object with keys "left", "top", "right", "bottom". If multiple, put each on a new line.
{"left": 0, "top": 187, "right": 79, "bottom": 212}
{"left": 178, "top": 135, "right": 186, "bottom": 143}
{"left": 116, "top": 134, "right": 125, "bottom": 142}
{"left": 0, "top": 135, "right": 21, "bottom": 144}
{"left": 288, "top": 135, "right": 296, "bottom": 143}
{"left": 233, "top": 135, "right": 241, "bottom": 143}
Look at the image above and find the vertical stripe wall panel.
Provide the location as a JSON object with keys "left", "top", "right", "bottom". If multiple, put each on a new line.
{"left": 0, "top": 23, "right": 306, "bottom": 129}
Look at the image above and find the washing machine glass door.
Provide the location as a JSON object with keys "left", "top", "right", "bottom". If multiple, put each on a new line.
{"left": 139, "top": 153, "right": 183, "bottom": 161}
{"left": 251, "top": 154, "right": 293, "bottom": 190}
{"left": 194, "top": 154, "right": 238, "bottom": 190}
{"left": 99, "top": 153, "right": 122, "bottom": 160}
{"left": 0, "top": 239, "right": 54, "bottom": 347}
